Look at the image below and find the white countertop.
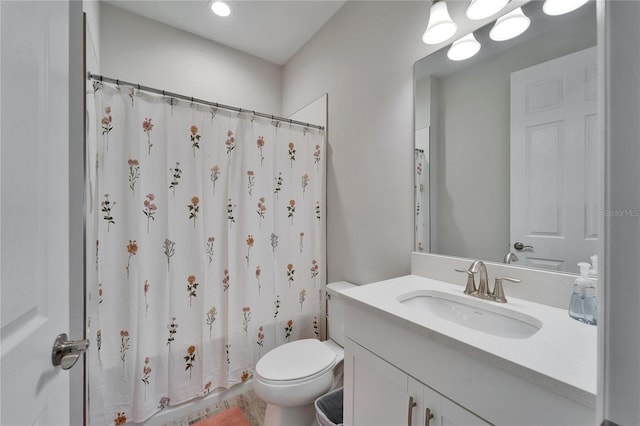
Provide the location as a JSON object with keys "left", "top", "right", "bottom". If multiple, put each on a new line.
{"left": 341, "top": 275, "right": 597, "bottom": 404}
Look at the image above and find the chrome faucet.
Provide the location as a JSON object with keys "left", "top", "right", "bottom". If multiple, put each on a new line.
{"left": 469, "top": 260, "right": 490, "bottom": 298}
{"left": 493, "top": 277, "right": 522, "bottom": 303}
{"left": 455, "top": 260, "right": 522, "bottom": 303}
{"left": 455, "top": 260, "right": 488, "bottom": 296}
{"left": 503, "top": 252, "right": 518, "bottom": 264}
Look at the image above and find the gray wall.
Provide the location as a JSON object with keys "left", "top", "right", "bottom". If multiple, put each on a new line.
{"left": 281, "top": 1, "right": 505, "bottom": 285}
{"left": 429, "top": 14, "right": 596, "bottom": 263}
{"left": 99, "top": 2, "right": 282, "bottom": 115}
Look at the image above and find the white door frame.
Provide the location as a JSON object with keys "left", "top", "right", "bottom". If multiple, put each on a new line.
{"left": 69, "top": 1, "right": 86, "bottom": 425}
{"left": 598, "top": 0, "right": 640, "bottom": 425}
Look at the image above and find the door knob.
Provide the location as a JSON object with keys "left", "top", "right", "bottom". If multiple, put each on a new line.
{"left": 52, "top": 333, "right": 89, "bottom": 370}
{"left": 513, "top": 242, "right": 533, "bottom": 251}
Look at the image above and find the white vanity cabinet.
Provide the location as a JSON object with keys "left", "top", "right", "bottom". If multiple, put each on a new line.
{"left": 345, "top": 337, "right": 490, "bottom": 426}
{"left": 410, "top": 379, "right": 490, "bottom": 426}
{"left": 341, "top": 277, "right": 596, "bottom": 426}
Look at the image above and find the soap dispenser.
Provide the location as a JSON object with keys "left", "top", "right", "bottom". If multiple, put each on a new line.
{"left": 569, "top": 262, "right": 590, "bottom": 322}
{"left": 582, "top": 255, "right": 598, "bottom": 325}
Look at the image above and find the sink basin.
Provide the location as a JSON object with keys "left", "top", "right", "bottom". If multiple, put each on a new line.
{"left": 397, "top": 290, "right": 542, "bottom": 339}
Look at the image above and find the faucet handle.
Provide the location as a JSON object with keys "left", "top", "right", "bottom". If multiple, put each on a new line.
{"left": 493, "top": 277, "right": 522, "bottom": 303}
{"left": 455, "top": 269, "right": 477, "bottom": 295}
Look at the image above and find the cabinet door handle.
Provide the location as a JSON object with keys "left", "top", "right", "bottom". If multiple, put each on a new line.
{"left": 408, "top": 396, "right": 417, "bottom": 426}
{"left": 425, "top": 407, "right": 434, "bottom": 426}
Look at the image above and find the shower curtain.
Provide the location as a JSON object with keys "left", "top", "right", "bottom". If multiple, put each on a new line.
{"left": 415, "top": 149, "right": 428, "bottom": 252}
{"left": 87, "top": 82, "right": 325, "bottom": 424}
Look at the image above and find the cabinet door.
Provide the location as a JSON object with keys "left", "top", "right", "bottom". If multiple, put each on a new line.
{"left": 345, "top": 339, "right": 417, "bottom": 426}
{"left": 410, "top": 378, "right": 442, "bottom": 426}
{"left": 409, "top": 377, "right": 491, "bottom": 426}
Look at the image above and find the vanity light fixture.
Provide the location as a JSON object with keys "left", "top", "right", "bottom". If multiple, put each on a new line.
{"left": 422, "top": 0, "right": 457, "bottom": 45}
{"left": 447, "top": 33, "right": 481, "bottom": 61}
{"left": 209, "top": 1, "right": 231, "bottom": 17}
{"left": 489, "top": 7, "right": 530, "bottom": 41}
{"left": 543, "top": 0, "right": 589, "bottom": 16}
{"left": 466, "top": 0, "right": 509, "bottom": 20}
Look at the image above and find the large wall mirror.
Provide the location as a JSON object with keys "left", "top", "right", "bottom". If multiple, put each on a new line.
{"left": 414, "top": 0, "right": 597, "bottom": 274}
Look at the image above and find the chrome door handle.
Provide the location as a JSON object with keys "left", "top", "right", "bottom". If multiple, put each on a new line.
{"left": 52, "top": 333, "right": 89, "bottom": 370}
{"left": 408, "top": 396, "right": 417, "bottom": 426}
{"left": 513, "top": 242, "right": 533, "bottom": 251}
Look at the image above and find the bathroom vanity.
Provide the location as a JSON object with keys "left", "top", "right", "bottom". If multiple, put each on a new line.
{"left": 341, "top": 275, "right": 596, "bottom": 426}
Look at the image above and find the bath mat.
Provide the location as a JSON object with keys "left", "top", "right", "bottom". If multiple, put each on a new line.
{"left": 174, "top": 390, "right": 265, "bottom": 426}
{"left": 192, "top": 406, "right": 251, "bottom": 426}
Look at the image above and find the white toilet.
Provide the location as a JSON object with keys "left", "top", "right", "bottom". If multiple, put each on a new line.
{"left": 253, "top": 281, "right": 355, "bottom": 426}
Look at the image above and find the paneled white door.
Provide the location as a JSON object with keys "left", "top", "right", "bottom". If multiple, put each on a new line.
{"left": 510, "top": 47, "right": 598, "bottom": 273}
{"left": 1, "top": 1, "right": 77, "bottom": 424}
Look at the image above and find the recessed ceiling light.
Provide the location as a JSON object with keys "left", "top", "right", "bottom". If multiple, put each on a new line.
{"left": 210, "top": 1, "right": 231, "bottom": 17}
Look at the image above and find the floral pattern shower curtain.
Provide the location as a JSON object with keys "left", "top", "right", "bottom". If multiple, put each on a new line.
{"left": 415, "top": 149, "right": 428, "bottom": 252}
{"left": 87, "top": 82, "right": 325, "bottom": 424}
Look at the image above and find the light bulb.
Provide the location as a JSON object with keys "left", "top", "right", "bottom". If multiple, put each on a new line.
{"left": 543, "top": 0, "right": 589, "bottom": 16}
{"left": 210, "top": 1, "right": 231, "bottom": 17}
{"left": 489, "top": 7, "right": 530, "bottom": 41}
{"left": 447, "top": 33, "right": 481, "bottom": 61}
{"left": 422, "top": 1, "right": 457, "bottom": 45}
{"left": 466, "top": 0, "right": 509, "bottom": 20}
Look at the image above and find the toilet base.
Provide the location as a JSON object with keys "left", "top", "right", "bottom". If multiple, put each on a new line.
{"left": 263, "top": 402, "right": 316, "bottom": 426}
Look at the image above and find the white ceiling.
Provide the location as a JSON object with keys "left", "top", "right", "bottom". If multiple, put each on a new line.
{"left": 104, "top": 0, "right": 347, "bottom": 65}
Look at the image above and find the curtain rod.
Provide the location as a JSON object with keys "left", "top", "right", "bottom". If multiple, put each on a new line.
{"left": 88, "top": 72, "right": 325, "bottom": 131}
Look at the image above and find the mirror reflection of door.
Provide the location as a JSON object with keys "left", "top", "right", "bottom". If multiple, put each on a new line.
{"left": 510, "top": 47, "right": 598, "bottom": 273}
{"left": 413, "top": 1, "right": 597, "bottom": 271}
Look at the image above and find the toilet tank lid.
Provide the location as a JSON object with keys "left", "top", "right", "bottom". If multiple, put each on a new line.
{"left": 326, "top": 281, "right": 356, "bottom": 295}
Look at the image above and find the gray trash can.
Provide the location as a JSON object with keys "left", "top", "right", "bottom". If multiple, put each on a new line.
{"left": 314, "top": 387, "right": 344, "bottom": 426}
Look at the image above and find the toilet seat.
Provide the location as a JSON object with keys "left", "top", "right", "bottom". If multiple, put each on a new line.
{"left": 255, "top": 339, "right": 337, "bottom": 384}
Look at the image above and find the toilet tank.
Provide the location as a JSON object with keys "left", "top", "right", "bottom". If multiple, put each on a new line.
{"left": 326, "top": 281, "right": 356, "bottom": 347}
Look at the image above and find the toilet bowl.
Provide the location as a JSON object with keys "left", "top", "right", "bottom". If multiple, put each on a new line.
{"left": 253, "top": 282, "right": 355, "bottom": 426}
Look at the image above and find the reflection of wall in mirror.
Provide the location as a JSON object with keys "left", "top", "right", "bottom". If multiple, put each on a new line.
{"left": 428, "top": 14, "right": 596, "bottom": 264}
